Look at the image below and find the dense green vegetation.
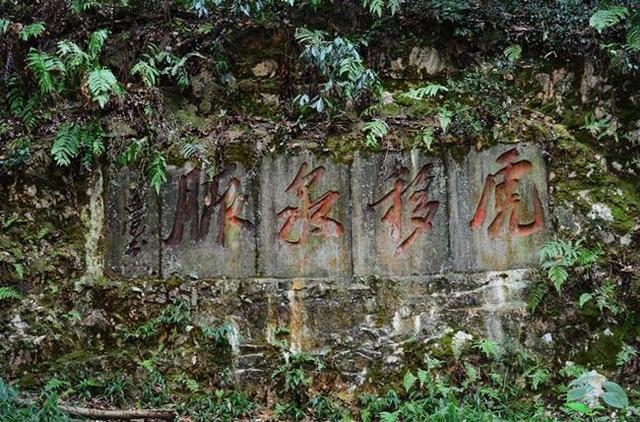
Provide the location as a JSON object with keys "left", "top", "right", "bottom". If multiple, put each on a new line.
{"left": 1, "top": 0, "right": 640, "bottom": 421}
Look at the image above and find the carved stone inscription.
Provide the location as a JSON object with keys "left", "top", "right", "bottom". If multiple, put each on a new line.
{"left": 448, "top": 143, "right": 549, "bottom": 271}
{"left": 105, "top": 168, "right": 159, "bottom": 278}
{"left": 352, "top": 152, "right": 451, "bottom": 276}
{"left": 107, "top": 143, "right": 549, "bottom": 278}
{"left": 258, "top": 153, "right": 352, "bottom": 278}
{"left": 161, "top": 163, "right": 256, "bottom": 278}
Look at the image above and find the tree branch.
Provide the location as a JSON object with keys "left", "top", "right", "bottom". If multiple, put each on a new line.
{"left": 58, "top": 404, "right": 176, "bottom": 421}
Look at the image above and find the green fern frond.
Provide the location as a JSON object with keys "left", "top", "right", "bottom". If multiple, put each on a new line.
{"left": 148, "top": 151, "right": 168, "bottom": 195}
{"left": 590, "top": 7, "right": 629, "bottom": 33}
{"left": 44, "top": 378, "right": 71, "bottom": 394}
{"left": 362, "top": 119, "right": 389, "bottom": 148}
{"left": 26, "top": 49, "right": 65, "bottom": 94}
{"left": 361, "top": 0, "right": 399, "bottom": 17}
{"left": 79, "top": 123, "right": 105, "bottom": 167}
{"left": 402, "top": 83, "right": 449, "bottom": 100}
{"left": 527, "top": 282, "right": 549, "bottom": 312}
{"left": 7, "top": 76, "right": 25, "bottom": 116}
{"left": 626, "top": 23, "right": 640, "bottom": 52}
{"left": 51, "top": 123, "right": 80, "bottom": 166}
{"left": 88, "top": 29, "right": 109, "bottom": 58}
{"left": 548, "top": 265, "right": 569, "bottom": 293}
{"left": 57, "top": 40, "right": 90, "bottom": 70}
{"left": 118, "top": 137, "right": 147, "bottom": 166}
{"left": 87, "top": 68, "right": 121, "bottom": 108}
{"left": 616, "top": 343, "right": 638, "bottom": 367}
{"left": 22, "top": 98, "right": 40, "bottom": 132}
{"left": 0, "top": 19, "right": 11, "bottom": 34}
{"left": 362, "top": 0, "right": 384, "bottom": 17}
{"left": 387, "top": 0, "right": 400, "bottom": 15}
{"left": 131, "top": 61, "right": 160, "bottom": 87}
{"left": 19, "top": 22, "right": 46, "bottom": 41}
{"left": 0, "top": 287, "right": 21, "bottom": 302}
{"left": 180, "top": 140, "right": 205, "bottom": 159}
{"left": 438, "top": 107, "right": 453, "bottom": 134}
{"left": 70, "top": 0, "right": 101, "bottom": 13}
{"left": 504, "top": 44, "right": 522, "bottom": 62}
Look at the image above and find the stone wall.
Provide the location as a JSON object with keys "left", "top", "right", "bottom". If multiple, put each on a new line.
{"left": 103, "top": 142, "right": 549, "bottom": 384}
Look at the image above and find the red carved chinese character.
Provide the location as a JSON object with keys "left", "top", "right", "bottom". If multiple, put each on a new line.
{"left": 277, "top": 162, "right": 344, "bottom": 245}
{"left": 470, "top": 147, "right": 544, "bottom": 238}
{"left": 369, "top": 164, "right": 440, "bottom": 256}
{"left": 164, "top": 164, "right": 253, "bottom": 247}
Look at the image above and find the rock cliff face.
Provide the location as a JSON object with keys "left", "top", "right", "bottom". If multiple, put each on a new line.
{"left": 1, "top": 27, "right": 639, "bottom": 400}
{"left": 98, "top": 143, "right": 548, "bottom": 387}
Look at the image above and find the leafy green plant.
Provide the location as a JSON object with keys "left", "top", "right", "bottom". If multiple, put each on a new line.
{"left": 588, "top": 6, "right": 640, "bottom": 68}
{"left": 503, "top": 44, "right": 522, "bottom": 62}
{"left": 0, "top": 19, "right": 10, "bottom": 34}
{"left": 201, "top": 322, "right": 235, "bottom": 349}
{"left": 131, "top": 44, "right": 204, "bottom": 89}
{"left": 578, "top": 281, "right": 621, "bottom": 315}
{"left": 401, "top": 83, "right": 448, "bottom": 100}
{"left": 51, "top": 121, "right": 104, "bottom": 167}
{"left": 178, "top": 389, "right": 256, "bottom": 421}
{"left": 148, "top": 150, "right": 168, "bottom": 195}
{"left": 437, "top": 106, "right": 453, "bottom": 134}
{"left": 538, "top": 238, "right": 602, "bottom": 293}
{"left": 581, "top": 113, "right": 618, "bottom": 142}
{"left": 616, "top": 343, "right": 638, "bottom": 367}
{"left": 362, "top": 118, "right": 389, "bottom": 148}
{"left": 475, "top": 338, "right": 501, "bottom": 360}
{"left": 0, "top": 287, "right": 21, "bottom": 302}
{"left": 590, "top": 6, "right": 629, "bottom": 33}
{"left": 131, "top": 61, "right": 160, "bottom": 87}
{"left": 414, "top": 126, "right": 435, "bottom": 151}
{"left": 0, "top": 377, "right": 71, "bottom": 421}
{"left": 566, "top": 370, "right": 628, "bottom": 410}
{"left": 87, "top": 68, "right": 122, "bottom": 108}
{"left": 295, "top": 28, "right": 382, "bottom": 114}
{"left": 19, "top": 22, "right": 46, "bottom": 41}
{"left": 362, "top": 0, "right": 401, "bottom": 17}
{"left": 26, "top": 49, "right": 65, "bottom": 94}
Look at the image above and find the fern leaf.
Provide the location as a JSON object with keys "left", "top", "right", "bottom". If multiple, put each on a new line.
{"left": 527, "top": 282, "right": 549, "bottom": 312}
{"left": 70, "top": 0, "right": 101, "bottom": 13}
{"left": 590, "top": 7, "right": 629, "bottom": 33}
{"left": 0, "top": 19, "right": 10, "bottom": 34}
{"left": 19, "top": 22, "right": 46, "bottom": 41}
{"left": 438, "top": 107, "right": 453, "bottom": 134}
{"left": 387, "top": 0, "right": 400, "bottom": 15}
{"left": 402, "top": 83, "right": 449, "bottom": 100}
{"left": 548, "top": 265, "right": 569, "bottom": 293}
{"left": 0, "top": 287, "right": 21, "bottom": 302}
{"left": 362, "top": 0, "right": 384, "bottom": 17}
{"left": 504, "top": 44, "right": 522, "bottom": 62}
{"left": 87, "top": 68, "right": 120, "bottom": 108}
{"left": 626, "top": 23, "right": 640, "bottom": 52}
{"left": 51, "top": 123, "right": 80, "bottom": 166}
{"left": 26, "top": 49, "right": 65, "bottom": 94}
{"left": 362, "top": 119, "right": 389, "bottom": 148}
{"left": 131, "top": 61, "right": 160, "bottom": 87}
{"left": 148, "top": 151, "right": 168, "bottom": 195}
{"left": 57, "top": 40, "right": 89, "bottom": 70}
{"left": 88, "top": 29, "right": 110, "bottom": 58}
